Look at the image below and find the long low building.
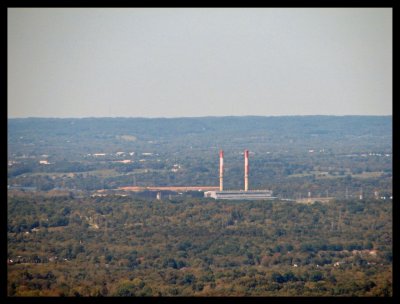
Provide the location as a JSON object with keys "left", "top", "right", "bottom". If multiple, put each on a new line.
{"left": 118, "top": 186, "right": 219, "bottom": 192}
{"left": 204, "top": 190, "right": 275, "bottom": 200}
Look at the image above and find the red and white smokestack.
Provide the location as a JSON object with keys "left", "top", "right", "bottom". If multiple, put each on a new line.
{"left": 219, "top": 150, "right": 224, "bottom": 191}
{"left": 244, "top": 149, "right": 249, "bottom": 191}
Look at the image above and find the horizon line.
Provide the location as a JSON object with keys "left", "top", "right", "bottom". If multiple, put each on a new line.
{"left": 7, "top": 114, "right": 393, "bottom": 119}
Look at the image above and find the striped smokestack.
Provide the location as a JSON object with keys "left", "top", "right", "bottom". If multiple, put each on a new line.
{"left": 244, "top": 149, "right": 249, "bottom": 191}
{"left": 219, "top": 150, "right": 224, "bottom": 191}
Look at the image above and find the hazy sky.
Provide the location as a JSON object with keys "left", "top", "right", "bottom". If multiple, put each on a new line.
{"left": 8, "top": 8, "right": 392, "bottom": 118}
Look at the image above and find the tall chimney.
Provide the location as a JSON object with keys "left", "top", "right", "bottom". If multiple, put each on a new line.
{"left": 219, "top": 150, "right": 224, "bottom": 191}
{"left": 244, "top": 149, "right": 249, "bottom": 191}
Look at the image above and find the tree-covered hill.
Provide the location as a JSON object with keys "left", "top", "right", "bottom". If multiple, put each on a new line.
{"left": 7, "top": 194, "right": 392, "bottom": 296}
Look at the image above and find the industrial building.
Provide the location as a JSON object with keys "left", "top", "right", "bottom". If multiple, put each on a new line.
{"left": 204, "top": 190, "right": 274, "bottom": 200}
{"left": 204, "top": 149, "right": 275, "bottom": 200}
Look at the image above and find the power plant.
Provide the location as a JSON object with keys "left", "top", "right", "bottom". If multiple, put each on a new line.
{"left": 204, "top": 149, "right": 274, "bottom": 200}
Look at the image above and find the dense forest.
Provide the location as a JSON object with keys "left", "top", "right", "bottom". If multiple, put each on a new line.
{"left": 7, "top": 193, "right": 392, "bottom": 296}
{"left": 7, "top": 116, "right": 392, "bottom": 296}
